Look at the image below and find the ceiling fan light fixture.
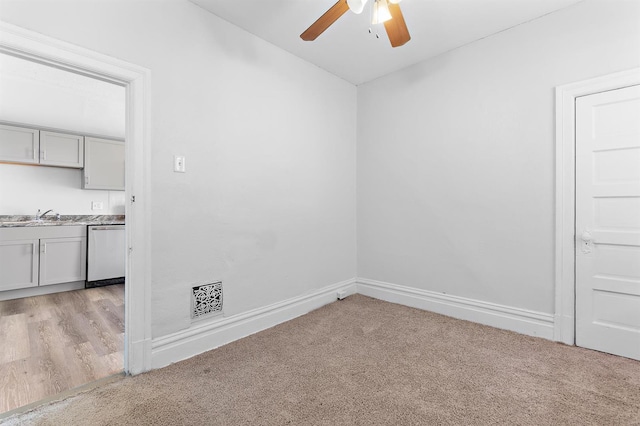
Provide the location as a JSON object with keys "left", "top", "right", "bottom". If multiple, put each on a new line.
{"left": 372, "top": 0, "right": 392, "bottom": 25}
{"left": 347, "top": 0, "right": 369, "bottom": 14}
{"left": 389, "top": 0, "right": 402, "bottom": 4}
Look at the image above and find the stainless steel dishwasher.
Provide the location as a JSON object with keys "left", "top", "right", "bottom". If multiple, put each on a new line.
{"left": 86, "top": 224, "right": 126, "bottom": 288}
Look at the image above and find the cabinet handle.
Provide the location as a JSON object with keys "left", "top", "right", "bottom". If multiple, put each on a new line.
{"left": 85, "top": 176, "right": 90, "bottom": 185}
{"left": 41, "top": 243, "right": 46, "bottom": 254}
{"left": 42, "top": 150, "right": 47, "bottom": 160}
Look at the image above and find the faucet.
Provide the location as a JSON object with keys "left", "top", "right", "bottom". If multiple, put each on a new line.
{"left": 36, "top": 209, "right": 55, "bottom": 221}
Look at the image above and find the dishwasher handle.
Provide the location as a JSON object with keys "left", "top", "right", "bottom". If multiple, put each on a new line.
{"left": 90, "top": 225, "right": 125, "bottom": 231}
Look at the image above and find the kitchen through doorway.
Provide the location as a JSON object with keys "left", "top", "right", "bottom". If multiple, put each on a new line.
{"left": 0, "top": 51, "right": 127, "bottom": 415}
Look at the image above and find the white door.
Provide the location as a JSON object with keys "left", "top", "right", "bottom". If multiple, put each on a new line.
{"left": 575, "top": 84, "right": 640, "bottom": 360}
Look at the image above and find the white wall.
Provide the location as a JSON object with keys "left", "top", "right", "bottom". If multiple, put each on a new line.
{"left": 0, "top": 164, "right": 126, "bottom": 215}
{"left": 357, "top": 0, "right": 640, "bottom": 314}
{"left": 0, "top": 0, "right": 357, "bottom": 337}
{"left": 0, "top": 53, "right": 126, "bottom": 215}
{"left": 4, "top": 0, "right": 629, "bottom": 349}
{"left": 0, "top": 53, "right": 125, "bottom": 137}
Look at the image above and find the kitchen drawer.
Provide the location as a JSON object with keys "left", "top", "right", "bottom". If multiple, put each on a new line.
{"left": 0, "top": 225, "right": 86, "bottom": 241}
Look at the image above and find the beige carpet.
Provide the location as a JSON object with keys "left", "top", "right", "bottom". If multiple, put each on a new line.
{"left": 3, "top": 294, "right": 639, "bottom": 425}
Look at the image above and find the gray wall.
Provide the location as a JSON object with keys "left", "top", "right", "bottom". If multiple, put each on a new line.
{"left": 357, "top": 0, "right": 640, "bottom": 314}
{"left": 2, "top": 0, "right": 637, "bottom": 344}
{"left": 0, "top": 0, "right": 357, "bottom": 338}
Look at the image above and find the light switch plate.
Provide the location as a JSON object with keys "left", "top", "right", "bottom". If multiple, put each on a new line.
{"left": 174, "top": 155, "right": 186, "bottom": 173}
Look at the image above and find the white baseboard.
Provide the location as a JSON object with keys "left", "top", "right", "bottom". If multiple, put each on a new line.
{"left": 0, "top": 281, "right": 85, "bottom": 301}
{"left": 356, "top": 278, "right": 554, "bottom": 340}
{"left": 151, "top": 278, "right": 357, "bottom": 369}
{"left": 151, "top": 276, "right": 555, "bottom": 370}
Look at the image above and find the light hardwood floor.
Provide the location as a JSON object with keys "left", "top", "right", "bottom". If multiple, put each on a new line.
{"left": 0, "top": 284, "right": 124, "bottom": 414}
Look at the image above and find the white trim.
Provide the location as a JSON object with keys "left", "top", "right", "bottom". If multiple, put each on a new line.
{"left": 151, "top": 276, "right": 561, "bottom": 368}
{"left": 151, "top": 278, "right": 357, "bottom": 369}
{"left": 0, "top": 281, "right": 85, "bottom": 301}
{"left": 357, "top": 278, "right": 555, "bottom": 340}
{"left": 0, "top": 21, "right": 153, "bottom": 374}
{"left": 554, "top": 68, "right": 640, "bottom": 345}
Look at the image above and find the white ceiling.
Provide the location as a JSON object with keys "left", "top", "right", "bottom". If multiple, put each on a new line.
{"left": 190, "top": 0, "right": 583, "bottom": 85}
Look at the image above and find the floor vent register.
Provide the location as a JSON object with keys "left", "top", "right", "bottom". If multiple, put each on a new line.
{"left": 192, "top": 281, "right": 223, "bottom": 320}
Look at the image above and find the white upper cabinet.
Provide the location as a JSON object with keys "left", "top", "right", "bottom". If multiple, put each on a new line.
{"left": 0, "top": 122, "right": 124, "bottom": 189}
{"left": 0, "top": 124, "right": 84, "bottom": 168}
{"left": 40, "top": 130, "right": 84, "bottom": 168}
{"left": 0, "top": 123, "right": 39, "bottom": 164}
{"left": 83, "top": 137, "right": 125, "bottom": 191}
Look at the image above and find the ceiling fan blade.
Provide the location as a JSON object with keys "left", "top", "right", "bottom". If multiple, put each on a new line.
{"left": 384, "top": 3, "right": 411, "bottom": 47}
{"left": 300, "top": 0, "right": 350, "bottom": 41}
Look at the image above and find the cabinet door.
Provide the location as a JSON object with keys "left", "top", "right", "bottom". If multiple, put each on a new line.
{"left": 40, "top": 131, "right": 84, "bottom": 168}
{"left": 0, "top": 239, "right": 39, "bottom": 291}
{"left": 83, "top": 137, "right": 125, "bottom": 191}
{"left": 39, "top": 237, "right": 87, "bottom": 286}
{"left": 0, "top": 124, "right": 39, "bottom": 164}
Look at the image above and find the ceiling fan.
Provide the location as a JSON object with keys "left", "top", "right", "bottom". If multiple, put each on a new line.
{"left": 300, "top": 0, "right": 411, "bottom": 48}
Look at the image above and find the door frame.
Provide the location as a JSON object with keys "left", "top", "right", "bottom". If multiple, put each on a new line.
{"left": 554, "top": 67, "right": 640, "bottom": 345}
{"left": 0, "top": 22, "right": 152, "bottom": 374}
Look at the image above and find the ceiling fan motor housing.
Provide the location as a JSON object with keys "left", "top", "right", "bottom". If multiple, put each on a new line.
{"left": 347, "top": 0, "right": 368, "bottom": 14}
{"left": 301, "top": 0, "right": 409, "bottom": 48}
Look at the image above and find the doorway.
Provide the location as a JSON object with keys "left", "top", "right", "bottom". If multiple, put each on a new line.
{"left": 574, "top": 85, "right": 640, "bottom": 360}
{"left": 0, "top": 21, "right": 151, "bottom": 414}
{"left": 0, "top": 52, "right": 125, "bottom": 414}
{"left": 555, "top": 68, "right": 640, "bottom": 360}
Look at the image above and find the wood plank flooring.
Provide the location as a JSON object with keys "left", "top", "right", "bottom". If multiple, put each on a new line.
{"left": 0, "top": 284, "right": 124, "bottom": 414}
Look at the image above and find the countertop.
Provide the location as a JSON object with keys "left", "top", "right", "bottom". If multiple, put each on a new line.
{"left": 0, "top": 215, "right": 125, "bottom": 228}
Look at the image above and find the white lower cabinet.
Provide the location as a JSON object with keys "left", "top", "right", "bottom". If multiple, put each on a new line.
{"left": 39, "top": 237, "right": 87, "bottom": 286}
{"left": 0, "top": 239, "right": 39, "bottom": 291}
{"left": 0, "top": 226, "right": 86, "bottom": 292}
